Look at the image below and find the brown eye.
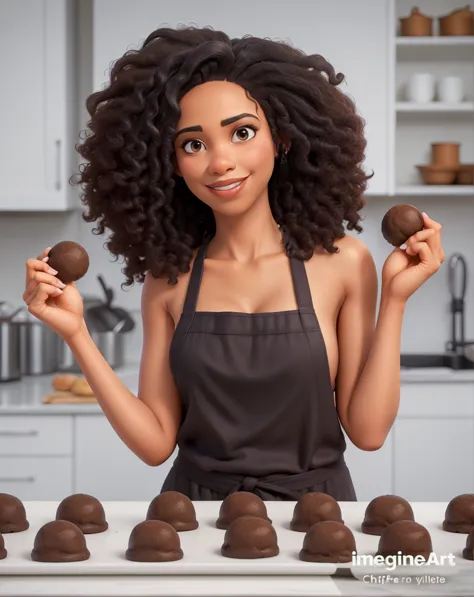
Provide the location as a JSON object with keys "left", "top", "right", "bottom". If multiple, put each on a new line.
{"left": 232, "top": 126, "right": 257, "bottom": 143}
{"left": 182, "top": 140, "right": 204, "bottom": 154}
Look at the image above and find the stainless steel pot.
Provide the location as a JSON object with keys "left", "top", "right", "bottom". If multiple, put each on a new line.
{"left": 59, "top": 319, "right": 127, "bottom": 372}
{"left": 19, "top": 312, "right": 61, "bottom": 375}
{"left": 0, "top": 302, "right": 23, "bottom": 382}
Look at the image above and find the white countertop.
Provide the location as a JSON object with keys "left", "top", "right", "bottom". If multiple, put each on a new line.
{"left": 0, "top": 501, "right": 473, "bottom": 596}
{"left": 1, "top": 365, "right": 474, "bottom": 415}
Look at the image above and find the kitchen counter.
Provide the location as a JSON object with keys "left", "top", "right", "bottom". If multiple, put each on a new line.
{"left": 1, "top": 366, "right": 474, "bottom": 415}
{"left": 0, "top": 501, "right": 474, "bottom": 596}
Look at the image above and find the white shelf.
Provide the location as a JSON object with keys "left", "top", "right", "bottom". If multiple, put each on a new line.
{"left": 396, "top": 185, "right": 474, "bottom": 196}
{"left": 396, "top": 102, "right": 474, "bottom": 112}
{"left": 396, "top": 36, "right": 474, "bottom": 46}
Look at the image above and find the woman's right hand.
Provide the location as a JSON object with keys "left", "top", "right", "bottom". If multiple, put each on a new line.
{"left": 23, "top": 247, "right": 85, "bottom": 340}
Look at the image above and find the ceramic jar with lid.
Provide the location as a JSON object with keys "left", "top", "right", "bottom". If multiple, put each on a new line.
{"left": 400, "top": 7, "right": 433, "bottom": 36}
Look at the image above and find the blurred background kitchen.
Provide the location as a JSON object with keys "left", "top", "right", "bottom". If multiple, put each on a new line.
{"left": 0, "top": 0, "right": 473, "bottom": 504}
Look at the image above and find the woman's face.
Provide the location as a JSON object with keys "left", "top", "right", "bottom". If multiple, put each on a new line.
{"left": 173, "top": 81, "right": 278, "bottom": 215}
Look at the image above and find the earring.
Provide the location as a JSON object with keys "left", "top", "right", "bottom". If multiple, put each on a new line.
{"left": 278, "top": 144, "right": 288, "bottom": 164}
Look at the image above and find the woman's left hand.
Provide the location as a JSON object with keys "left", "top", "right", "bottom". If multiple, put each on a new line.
{"left": 381, "top": 212, "right": 445, "bottom": 303}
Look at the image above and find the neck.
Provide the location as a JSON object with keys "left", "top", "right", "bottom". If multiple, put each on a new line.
{"left": 207, "top": 194, "right": 284, "bottom": 263}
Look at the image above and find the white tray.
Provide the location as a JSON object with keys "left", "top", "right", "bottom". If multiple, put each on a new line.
{"left": 0, "top": 501, "right": 471, "bottom": 577}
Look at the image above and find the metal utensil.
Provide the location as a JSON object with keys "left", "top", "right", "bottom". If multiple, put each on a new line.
{"left": 445, "top": 253, "right": 467, "bottom": 354}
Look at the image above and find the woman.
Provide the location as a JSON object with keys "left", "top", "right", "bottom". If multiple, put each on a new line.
{"left": 23, "top": 26, "right": 444, "bottom": 501}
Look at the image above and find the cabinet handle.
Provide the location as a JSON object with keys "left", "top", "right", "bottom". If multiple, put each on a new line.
{"left": 0, "top": 430, "right": 39, "bottom": 436}
{"left": 0, "top": 477, "right": 35, "bottom": 483}
{"left": 55, "top": 139, "right": 61, "bottom": 190}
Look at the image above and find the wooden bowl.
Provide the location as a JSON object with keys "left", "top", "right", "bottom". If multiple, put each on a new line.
{"left": 456, "top": 164, "right": 474, "bottom": 185}
{"left": 416, "top": 164, "right": 458, "bottom": 185}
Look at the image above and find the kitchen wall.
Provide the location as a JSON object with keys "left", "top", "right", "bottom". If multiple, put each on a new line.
{"left": 1, "top": 0, "right": 473, "bottom": 361}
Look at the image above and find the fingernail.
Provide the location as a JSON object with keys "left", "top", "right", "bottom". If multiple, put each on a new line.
{"left": 422, "top": 212, "right": 428, "bottom": 217}
{"left": 56, "top": 281, "right": 66, "bottom": 288}
{"left": 42, "top": 256, "right": 49, "bottom": 262}
{"left": 48, "top": 267, "right": 58, "bottom": 275}
{"left": 400, "top": 243, "right": 407, "bottom": 250}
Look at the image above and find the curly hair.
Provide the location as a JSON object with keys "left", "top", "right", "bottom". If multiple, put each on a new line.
{"left": 73, "top": 25, "right": 370, "bottom": 288}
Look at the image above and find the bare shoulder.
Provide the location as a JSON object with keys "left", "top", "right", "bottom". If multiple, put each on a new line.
{"left": 330, "top": 234, "right": 376, "bottom": 293}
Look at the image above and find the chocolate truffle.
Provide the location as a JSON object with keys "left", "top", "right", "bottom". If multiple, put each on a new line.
{"left": 126, "top": 520, "right": 183, "bottom": 562}
{"left": 0, "top": 533, "right": 6, "bottom": 559}
{"left": 381, "top": 204, "right": 424, "bottom": 247}
{"left": 463, "top": 528, "right": 474, "bottom": 560}
{"left": 47, "top": 241, "right": 89, "bottom": 284}
{"left": 221, "top": 515, "right": 279, "bottom": 559}
{"left": 0, "top": 493, "right": 29, "bottom": 533}
{"left": 377, "top": 520, "right": 432, "bottom": 560}
{"left": 290, "top": 492, "right": 343, "bottom": 532}
{"left": 361, "top": 495, "right": 415, "bottom": 535}
{"left": 216, "top": 491, "right": 271, "bottom": 530}
{"left": 55, "top": 493, "right": 108, "bottom": 534}
{"left": 443, "top": 494, "right": 474, "bottom": 533}
{"left": 146, "top": 491, "right": 198, "bottom": 532}
{"left": 299, "top": 520, "right": 356, "bottom": 563}
{"left": 31, "top": 520, "right": 90, "bottom": 562}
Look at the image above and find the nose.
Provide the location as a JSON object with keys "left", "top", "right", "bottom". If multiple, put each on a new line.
{"left": 207, "top": 145, "right": 236, "bottom": 175}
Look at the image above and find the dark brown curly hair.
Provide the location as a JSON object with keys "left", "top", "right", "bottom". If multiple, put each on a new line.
{"left": 73, "top": 25, "right": 371, "bottom": 288}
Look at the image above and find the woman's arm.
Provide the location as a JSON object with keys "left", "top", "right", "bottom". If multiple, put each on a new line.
{"left": 66, "top": 271, "right": 181, "bottom": 466}
{"left": 334, "top": 236, "right": 405, "bottom": 451}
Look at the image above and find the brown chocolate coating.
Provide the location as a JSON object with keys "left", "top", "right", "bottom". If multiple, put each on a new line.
{"left": 361, "top": 495, "right": 414, "bottom": 536}
{"left": 146, "top": 491, "right": 198, "bottom": 531}
{"left": 381, "top": 204, "right": 424, "bottom": 247}
{"left": 377, "top": 520, "right": 432, "bottom": 560}
{"left": 463, "top": 528, "right": 474, "bottom": 560}
{"left": 31, "top": 520, "right": 90, "bottom": 562}
{"left": 216, "top": 491, "right": 271, "bottom": 530}
{"left": 47, "top": 241, "right": 89, "bottom": 284}
{"left": 443, "top": 494, "right": 474, "bottom": 533}
{"left": 0, "top": 533, "right": 6, "bottom": 559}
{"left": 221, "top": 515, "right": 279, "bottom": 559}
{"left": 0, "top": 493, "right": 29, "bottom": 533}
{"left": 299, "top": 520, "right": 356, "bottom": 563}
{"left": 55, "top": 493, "right": 108, "bottom": 534}
{"left": 126, "top": 520, "right": 183, "bottom": 562}
{"left": 290, "top": 492, "right": 343, "bottom": 532}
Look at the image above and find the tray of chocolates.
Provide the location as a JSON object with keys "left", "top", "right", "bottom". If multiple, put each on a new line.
{"left": 1, "top": 491, "right": 474, "bottom": 576}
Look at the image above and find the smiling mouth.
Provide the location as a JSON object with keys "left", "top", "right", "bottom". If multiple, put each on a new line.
{"left": 207, "top": 177, "right": 248, "bottom": 191}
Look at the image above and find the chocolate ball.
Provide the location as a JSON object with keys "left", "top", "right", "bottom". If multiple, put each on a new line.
{"left": 126, "top": 520, "right": 183, "bottom": 562}
{"left": 0, "top": 533, "right": 6, "bottom": 559}
{"left": 381, "top": 204, "right": 424, "bottom": 247}
{"left": 443, "top": 494, "right": 474, "bottom": 533}
{"left": 463, "top": 528, "right": 474, "bottom": 560}
{"left": 361, "top": 495, "right": 414, "bottom": 536}
{"left": 290, "top": 492, "right": 343, "bottom": 532}
{"left": 377, "top": 520, "right": 432, "bottom": 560}
{"left": 299, "top": 520, "right": 356, "bottom": 563}
{"left": 216, "top": 491, "right": 271, "bottom": 530}
{"left": 146, "top": 491, "right": 198, "bottom": 532}
{"left": 221, "top": 515, "right": 279, "bottom": 559}
{"left": 31, "top": 520, "right": 90, "bottom": 562}
{"left": 47, "top": 241, "right": 89, "bottom": 283}
{"left": 55, "top": 493, "right": 108, "bottom": 534}
{"left": 0, "top": 493, "right": 29, "bottom": 533}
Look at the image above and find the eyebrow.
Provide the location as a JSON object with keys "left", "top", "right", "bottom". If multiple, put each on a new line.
{"left": 175, "top": 113, "right": 259, "bottom": 138}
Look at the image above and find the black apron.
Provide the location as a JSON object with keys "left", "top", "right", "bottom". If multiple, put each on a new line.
{"left": 161, "top": 238, "right": 357, "bottom": 501}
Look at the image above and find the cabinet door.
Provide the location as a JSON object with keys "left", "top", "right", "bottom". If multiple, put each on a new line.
{"left": 343, "top": 429, "right": 394, "bottom": 500}
{"left": 394, "top": 419, "right": 474, "bottom": 501}
{"left": 0, "top": 456, "right": 72, "bottom": 500}
{"left": 74, "top": 416, "right": 177, "bottom": 500}
{"left": 93, "top": 0, "right": 389, "bottom": 195}
{"left": 0, "top": 0, "right": 77, "bottom": 211}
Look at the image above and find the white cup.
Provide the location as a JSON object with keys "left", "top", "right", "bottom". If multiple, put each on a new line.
{"left": 437, "top": 76, "right": 464, "bottom": 103}
{"left": 406, "top": 73, "right": 435, "bottom": 103}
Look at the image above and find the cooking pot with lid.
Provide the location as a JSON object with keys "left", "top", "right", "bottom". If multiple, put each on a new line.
{"left": 0, "top": 301, "right": 23, "bottom": 382}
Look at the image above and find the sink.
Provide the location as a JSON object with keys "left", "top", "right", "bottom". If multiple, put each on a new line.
{"left": 400, "top": 353, "right": 474, "bottom": 370}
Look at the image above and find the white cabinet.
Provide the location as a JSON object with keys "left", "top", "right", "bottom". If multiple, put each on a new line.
{"left": 92, "top": 0, "right": 390, "bottom": 195}
{"left": 0, "top": 0, "right": 78, "bottom": 211}
{"left": 74, "top": 415, "right": 177, "bottom": 500}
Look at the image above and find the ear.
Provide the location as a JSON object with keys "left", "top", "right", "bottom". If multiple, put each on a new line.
{"left": 275, "top": 134, "right": 291, "bottom": 158}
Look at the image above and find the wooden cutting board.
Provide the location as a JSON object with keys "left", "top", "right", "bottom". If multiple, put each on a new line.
{"left": 42, "top": 391, "right": 97, "bottom": 404}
